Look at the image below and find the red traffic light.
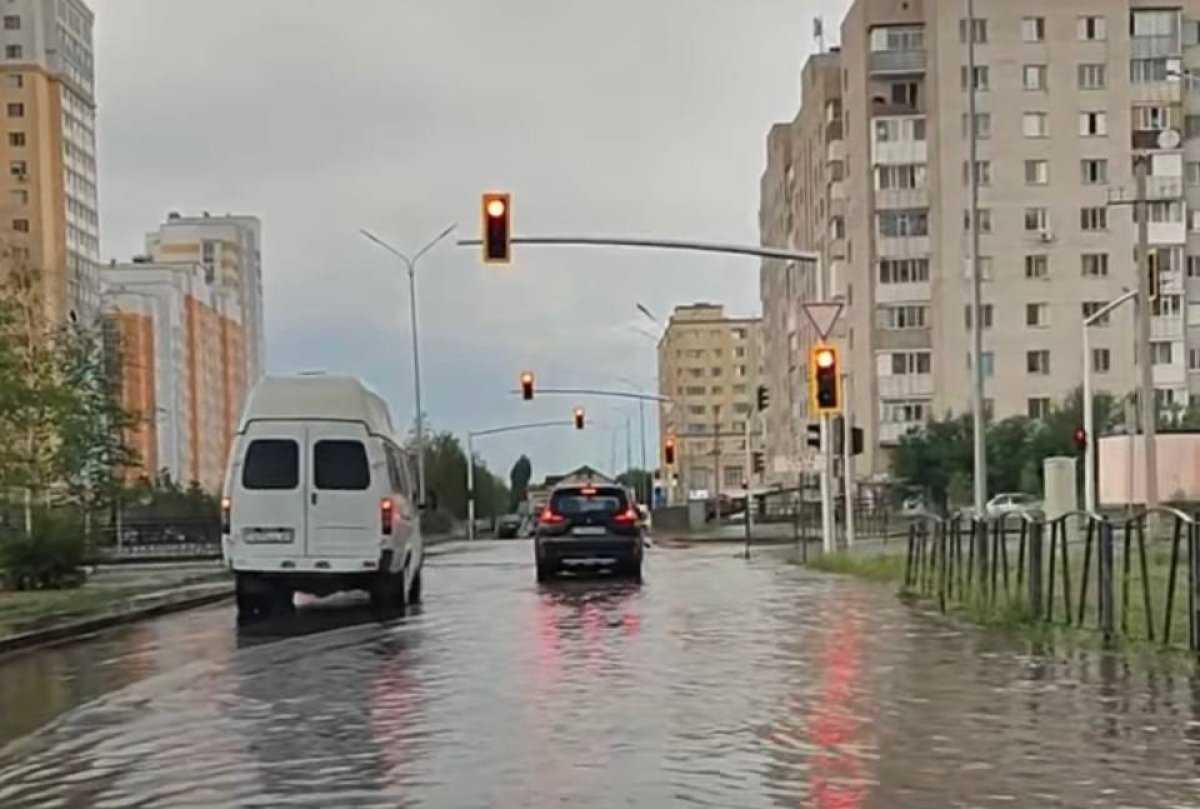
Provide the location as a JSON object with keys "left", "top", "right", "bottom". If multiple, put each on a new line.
{"left": 482, "top": 192, "right": 511, "bottom": 264}
{"left": 573, "top": 407, "right": 585, "bottom": 430}
{"left": 520, "top": 370, "right": 534, "bottom": 400}
{"left": 664, "top": 437, "right": 676, "bottom": 465}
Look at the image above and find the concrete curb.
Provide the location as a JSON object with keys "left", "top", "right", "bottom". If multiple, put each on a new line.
{"left": 0, "top": 582, "right": 234, "bottom": 658}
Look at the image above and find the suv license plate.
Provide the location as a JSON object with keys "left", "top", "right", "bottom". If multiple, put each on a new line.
{"left": 244, "top": 528, "right": 293, "bottom": 544}
{"left": 572, "top": 526, "right": 606, "bottom": 537}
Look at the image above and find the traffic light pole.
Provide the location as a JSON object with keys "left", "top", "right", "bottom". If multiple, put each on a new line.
{"left": 1082, "top": 289, "right": 1138, "bottom": 512}
{"left": 843, "top": 373, "right": 855, "bottom": 549}
{"left": 466, "top": 419, "right": 574, "bottom": 541}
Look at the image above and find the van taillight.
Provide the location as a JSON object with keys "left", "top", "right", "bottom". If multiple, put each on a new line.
{"left": 221, "top": 497, "right": 231, "bottom": 535}
{"left": 381, "top": 499, "right": 394, "bottom": 535}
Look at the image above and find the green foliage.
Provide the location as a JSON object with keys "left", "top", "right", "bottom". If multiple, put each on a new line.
{"left": 616, "top": 468, "right": 653, "bottom": 502}
{"left": 0, "top": 510, "right": 86, "bottom": 590}
{"left": 411, "top": 429, "right": 510, "bottom": 523}
{"left": 119, "top": 473, "right": 219, "bottom": 521}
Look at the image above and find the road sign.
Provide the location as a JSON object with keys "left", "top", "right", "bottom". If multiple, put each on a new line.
{"left": 801, "top": 302, "right": 844, "bottom": 341}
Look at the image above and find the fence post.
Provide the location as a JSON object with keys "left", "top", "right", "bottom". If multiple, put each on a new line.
{"left": 1028, "top": 519, "right": 1043, "bottom": 620}
{"left": 1099, "top": 519, "right": 1116, "bottom": 644}
{"left": 976, "top": 517, "right": 990, "bottom": 602}
{"left": 1190, "top": 521, "right": 1200, "bottom": 652}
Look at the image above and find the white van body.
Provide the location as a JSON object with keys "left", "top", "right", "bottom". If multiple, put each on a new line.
{"left": 221, "top": 374, "right": 423, "bottom": 617}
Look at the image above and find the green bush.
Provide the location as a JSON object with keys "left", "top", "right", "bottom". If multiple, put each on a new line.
{"left": 0, "top": 512, "right": 86, "bottom": 590}
{"left": 420, "top": 509, "right": 455, "bottom": 536}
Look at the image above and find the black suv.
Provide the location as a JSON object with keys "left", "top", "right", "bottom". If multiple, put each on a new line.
{"left": 534, "top": 484, "right": 643, "bottom": 581}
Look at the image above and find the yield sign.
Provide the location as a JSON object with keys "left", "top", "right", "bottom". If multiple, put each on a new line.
{"left": 801, "top": 302, "right": 844, "bottom": 341}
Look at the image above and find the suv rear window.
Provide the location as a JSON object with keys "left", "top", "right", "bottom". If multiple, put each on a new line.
{"left": 314, "top": 440, "right": 370, "bottom": 490}
{"left": 550, "top": 486, "right": 628, "bottom": 517}
{"left": 242, "top": 439, "right": 299, "bottom": 490}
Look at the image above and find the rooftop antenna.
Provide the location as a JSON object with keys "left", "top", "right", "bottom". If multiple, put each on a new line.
{"left": 814, "top": 16, "right": 825, "bottom": 54}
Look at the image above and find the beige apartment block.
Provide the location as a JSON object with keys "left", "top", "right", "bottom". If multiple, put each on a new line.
{"left": 0, "top": 0, "right": 98, "bottom": 325}
{"left": 761, "top": 0, "right": 1200, "bottom": 481}
{"left": 657, "top": 303, "right": 763, "bottom": 500}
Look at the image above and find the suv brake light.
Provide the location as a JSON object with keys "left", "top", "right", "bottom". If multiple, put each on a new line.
{"left": 613, "top": 507, "right": 639, "bottom": 525}
{"left": 381, "top": 499, "right": 394, "bottom": 535}
{"left": 221, "top": 497, "right": 231, "bottom": 535}
{"left": 540, "top": 507, "right": 566, "bottom": 525}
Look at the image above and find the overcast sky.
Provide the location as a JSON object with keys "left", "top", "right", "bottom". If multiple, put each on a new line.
{"left": 91, "top": 0, "right": 850, "bottom": 489}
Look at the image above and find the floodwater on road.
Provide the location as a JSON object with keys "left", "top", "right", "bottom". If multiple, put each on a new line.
{"left": 0, "top": 540, "right": 1198, "bottom": 808}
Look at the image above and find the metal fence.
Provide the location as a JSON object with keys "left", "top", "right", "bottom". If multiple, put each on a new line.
{"left": 96, "top": 518, "right": 222, "bottom": 559}
{"left": 903, "top": 509, "right": 1200, "bottom": 651}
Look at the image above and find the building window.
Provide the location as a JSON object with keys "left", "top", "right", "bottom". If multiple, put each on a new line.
{"left": 4, "top": 45, "right": 21, "bottom": 59}
{"left": 6, "top": 103, "right": 22, "bottom": 118}
{"left": 733, "top": 347, "right": 745, "bottom": 358}
{"left": 1188, "top": 255, "right": 1200, "bottom": 278}
{"left": 962, "top": 160, "right": 991, "bottom": 186}
{"left": 1186, "top": 115, "right": 1200, "bottom": 139}
{"left": 1080, "top": 207, "right": 1108, "bottom": 231}
{"left": 1134, "top": 200, "right": 1183, "bottom": 224}
{"left": 890, "top": 81, "right": 919, "bottom": 107}
{"left": 1078, "top": 15, "right": 1106, "bottom": 41}
{"left": 890, "top": 351, "right": 931, "bottom": 375}
{"left": 876, "top": 163, "right": 927, "bottom": 189}
{"left": 1025, "top": 160, "right": 1049, "bottom": 185}
{"left": 1026, "top": 302, "right": 1048, "bottom": 327}
{"left": 6, "top": 131, "right": 23, "bottom": 147}
{"left": 1023, "top": 112, "right": 1048, "bottom": 137}
{"left": 1131, "top": 58, "right": 1169, "bottom": 83}
{"left": 963, "top": 304, "right": 994, "bottom": 329}
{"left": 1027, "top": 350, "right": 1051, "bottom": 374}
{"left": 879, "top": 257, "right": 930, "bottom": 284}
{"left": 1188, "top": 162, "right": 1200, "bottom": 186}
{"left": 1190, "top": 348, "right": 1200, "bottom": 371}
{"left": 1077, "top": 64, "right": 1106, "bottom": 89}
{"left": 878, "top": 209, "right": 929, "bottom": 237}
{"left": 1023, "top": 64, "right": 1047, "bottom": 91}
{"left": 963, "top": 208, "right": 991, "bottom": 233}
{"left": 960, "top": 18, "right": 988, "bottom": 43}
{"left": 1081, "top": 253, "right": 1109, "bottom": 277}
{"left": 1024, "top": 207, "right": 1049, "bottom": 232}
{"left": 9, "top": 160, "right": 25, "bottom": 176}
{"left": 1082, "top": 301, "right": 1111, "bottom": 325}
{"left": 1081, "top": 159, "right": 1107, "bottom": 185}
{"left": 1152, "top": 294, "right": 1183, "bottom": 318}
{"left": 960, "top": 66, "right": 990, "bottom": 92}
{"left": 878, "top": 304, "right": 928, "bottom": 330}
{"left": 1025, "top": 254, "right": 1048, "bottom": 279}
{"left": 1093, "top": 348, "right": 1111, "bottom": 373}
{"left": 1151, "top": 341, "right": 1174, "bottom": 365}
{"left": 11, "top": 218, "right": 28, "bottom": 233}
{"left": 1079, "top": 111, "right": 1107, "bottom": 136}
{"left": 725, "top": 466, "right": 744, "bottom": 487}
{"left": 711, "top": 367, "right": 723, "bottom": 377}
{"left": 1021, "top": 16, "right": 1045, "bottom": 42}
{"left": 1028, "top": 397, "right": 1052, "bottom": 420}
{"left": 961, "top": 113, "right": 990, "bottom": 138}
{"left": 685, "top": 386, "right": 706, "bottom": 396}
{"left": 731, "top": 327, "right": 747, "bottom": 339}
{"left": 2, "top": 15, "right": 18, "bottom": 30}
{"left": 1135, "top": 105, "right": 1176, "bottom": 131}
{"left": 869, "top": 26, "right": 925, "bottom": 52}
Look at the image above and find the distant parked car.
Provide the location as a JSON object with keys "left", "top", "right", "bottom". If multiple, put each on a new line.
{"left": 900, "top": 496, "right": 925, "bottom": 516}
{"left": 985, "top": 492, "right": 1043, "bottom": 519}
{"left": 496, "top": 514, "right": 523, "bottom": 539}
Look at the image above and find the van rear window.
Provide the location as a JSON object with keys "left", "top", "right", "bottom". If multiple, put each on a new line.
{"left": 314, "top": 440, "right": 370, "bottom": 490}
{"left": 242, "top": 440, "right": 299, "bottom": 490}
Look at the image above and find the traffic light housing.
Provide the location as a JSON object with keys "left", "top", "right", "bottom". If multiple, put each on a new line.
{"left": 756, "top": 384, "right": 770, "bottom": 412}
{"left": 573, "top": 407, "right": 585, "bottom": 430}
{"left": 810, "top": 344, "right": 841, "bottom": 414}
{"left": 664, "top": 437, "right": 676, "bottom": 465}
{"left": 520, "top": 370, "right": 534, "bottom": 400}
{"left": 1074, "top": 426, "right": 1087, "bottom": 453}
{"left": 752, "top": 451, "right": 765, "bottom": 475}
{"left": 482, "top": 192, "right": 511, "bottom": 264}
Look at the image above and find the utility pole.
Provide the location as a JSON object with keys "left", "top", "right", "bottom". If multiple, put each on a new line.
{"left": 713, "top": 404, "right": 722, "bottom": 515}
{"left": 1134, "top": 154, "right": 1158, "bottom": 514}
{"left": 843, "top": 373, "right": 855, "bottom": 549}
{"left": 966, "top": 0, "right": 987, "bottom": 519}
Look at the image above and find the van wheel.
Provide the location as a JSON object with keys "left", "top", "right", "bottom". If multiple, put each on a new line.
{"left": 370, "top": 569, "right": 406, "bottom": 615}
{"left": 236, "top": 573, "right": 268, "bottom": 623}
{"left": 408, "top": 564, "right": 422, "bottom": 604}
{"left": 536, "top": 557, "right": 554, "bottom": 582}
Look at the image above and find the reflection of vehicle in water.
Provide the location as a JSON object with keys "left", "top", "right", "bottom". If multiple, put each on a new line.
{"left": 222, "top": 375, "right": 424, "bottom": 622}
{"left": 534, "top": 484, "right": 644, "bottom": 581}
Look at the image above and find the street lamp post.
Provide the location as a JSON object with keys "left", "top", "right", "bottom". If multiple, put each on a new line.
{"left": 361, "top": 224, "right": 456, "bottom": 507}
{"left": 1082, "top": 289, "right": 1138, "bottom": 513}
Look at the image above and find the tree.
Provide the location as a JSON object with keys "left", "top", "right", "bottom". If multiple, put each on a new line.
{"left": 616, "top": 468, "right": 653, "bottom": 502}
{"left": 509, "top": 454, "right": 532, "bottom": 511}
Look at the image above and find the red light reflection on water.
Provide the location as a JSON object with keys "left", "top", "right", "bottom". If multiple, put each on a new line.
{"left": 805, "top": 603, "right": 869, "bottom": 809}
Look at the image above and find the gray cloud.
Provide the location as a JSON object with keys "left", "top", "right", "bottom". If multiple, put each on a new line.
{"left": 93, "top": 0, "right": 850, "bottom": 485}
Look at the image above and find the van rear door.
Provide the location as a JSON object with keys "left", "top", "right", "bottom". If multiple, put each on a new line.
{"left": 234, "top": 425, "right": 307, "bottom": 555}
{"left": 309, "top": 423, "right": 377, "bottom": 557}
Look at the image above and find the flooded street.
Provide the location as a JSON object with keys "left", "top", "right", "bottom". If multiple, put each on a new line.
{"left": 0, "top": 540, "right": 1198, "bottom": 808}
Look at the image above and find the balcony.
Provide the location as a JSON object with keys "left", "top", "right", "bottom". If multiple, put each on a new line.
{"left": 830, "top": 179, "right": 847, "bottom": 201}
{"left": 875, "top": 187, "right": 929, "bottom": 210}
{"left": 825, "top": 119, "right": 843, "bottom": 145}
{"left": 879, "top": 420, "right": 924, "bottom": 445}
{"left": 1131, "top": 80, "right": 1182, "bottom": 104}
{"left": 1153, "top": 361, "right": 1186, "bottom": 386}
{"left": 1132, "top": 130, "right": 1185, "bottom": 151}
{"left": 1132, "top": 34, "right": 1181, "bottom": 60}
{"left": 1149, "top": 220, "right": 1187, "bottom": 244}
{"left": 878, "top": 373, "right": 933, "bottom": 398}
{"left": 876, "top": 234, "right": 930, "bottom": 258}
{"left": 826, "top": 137, "right": 845, "bottom": 164}
{"left": 869, "top": 49, "right": 927, "bottom": 76}
{"left": 876, "top": 280, "right": 930, "bottom": 305}
{"left": 1152, "top": 316, "right": 1184, "bottom": 340}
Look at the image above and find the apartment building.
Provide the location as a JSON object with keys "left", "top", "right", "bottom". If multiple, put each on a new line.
{"left": 657, "top": 303, "right": 763, "bottom": 500}
{"left": 146, "top": 212, "right": 265, "bottom": 384}
{"left": 0, "top": 0, "right": 98, "bottom": 325}
{"left": 101, "top": 262, "right": 243, "bottom": 492}
{"left": 761, "top": 0, "right": 1200, "bottom": 479}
